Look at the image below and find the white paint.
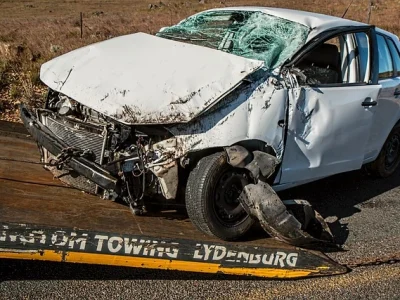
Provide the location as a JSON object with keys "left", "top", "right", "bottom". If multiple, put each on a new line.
{"left": 0, "top": 248, "right": 40, "bottom": 254}
{"left": 94, "top": 235, "right": 108, "bottom": 251}
{"left": 191, "top": 243, "right": 298, "bottom": 267}
{"left": 274, "top": 251, "right": 287, "bottom": 267}
{"left": 202, "top": 244, "right": 214, "bottom": 261}
{"left": 124, "top": 238, "right": 143, "bottom": 255}
{"left": 32, "top": 230, "right": 47, "bottom": 244}
{"left": 108, "top": 236, "right": 124, "bottom": 253}
{"left": 51, "top": 231, "right": 68, "bottom": 246}
{"left": 40, "top": 33, "right": 263, "bottom": 125}
{"left": 286, "top": 253, "right": 299, "bottom": 267}
{"left": 365, "top": 77, "right": 400, "bottom": 162}
{"left": 262, "top": 253, "right": 275, "bottom": 265}
{"left": 141, "top": 240, "right": 154, "bottom": 256}
{"left": 212, "top": 246, "right": 227, "bottom": 260}
{"left": 225, "top": 250, "right": 237, "bottom": 262}
{"left": 168, "top": 76, "right": 286, "bottom": 159}
{"left": 193, "top": 244, "right": 203, "bottom": 260}
{"left": 249, "top": 254, "right": 261, "bottom": 264}
{"left": 237, "top": 251, "right": 250, "bottom": 263}
{"left": 68, "top": 232, "right": 88, "bottom": 250}
{"left": 280, "top": 85, "right": 380, "bottom": 184}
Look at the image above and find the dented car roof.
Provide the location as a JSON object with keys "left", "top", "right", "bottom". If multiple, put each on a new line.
{"left": 207, "top": 7, "right": 399, "bottom": 44}
{"left": 206, "top": 7, "right": 368, "bottom": 42}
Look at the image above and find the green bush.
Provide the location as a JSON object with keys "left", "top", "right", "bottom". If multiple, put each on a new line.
{"left": 10, "top": 84, "right": 21, "bottom": 99}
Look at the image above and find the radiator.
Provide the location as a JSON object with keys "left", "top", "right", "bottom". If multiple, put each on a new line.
{"left": 45, "top": 116, "right": 106, "bottom": 164}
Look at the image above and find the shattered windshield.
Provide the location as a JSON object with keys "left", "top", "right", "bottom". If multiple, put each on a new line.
{"left": 156, "top": 11, "right": 310, "bottom": 69}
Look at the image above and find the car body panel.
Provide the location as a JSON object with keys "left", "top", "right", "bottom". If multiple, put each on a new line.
{"left": 169, "top": 76, "right": 287, "bottom": 159}
{"left": 365, "top": 78, "right": 400, "bottom": 162}
{"left": 40, "top": 32, "right": 264, "bottom": 125}
{"left": 280, "top": 85, "right": 381, "bottom": 185}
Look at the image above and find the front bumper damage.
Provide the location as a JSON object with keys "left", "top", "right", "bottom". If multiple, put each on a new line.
{"left": 21, "top": 104, "right": 335, "bottom": 248}
{"left": 20, "top": 104, "right": 120, "bottom": 193}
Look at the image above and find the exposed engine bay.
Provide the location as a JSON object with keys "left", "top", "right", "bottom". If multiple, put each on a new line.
{"left": 38, "top": 90, "right": 180, "bottom": 215}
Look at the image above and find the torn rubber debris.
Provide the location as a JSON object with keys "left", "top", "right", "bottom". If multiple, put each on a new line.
{"left": 239, "top": 181, "right": 335, "bottom": 248}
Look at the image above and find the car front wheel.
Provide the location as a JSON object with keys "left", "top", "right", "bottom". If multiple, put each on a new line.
{"left": 185, "top": 152, "right": 254, "bottom": 241}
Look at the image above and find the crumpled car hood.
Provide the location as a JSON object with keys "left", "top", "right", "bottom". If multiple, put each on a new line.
{"left": 40, "top": 33, "right": 264, "bottom": 124}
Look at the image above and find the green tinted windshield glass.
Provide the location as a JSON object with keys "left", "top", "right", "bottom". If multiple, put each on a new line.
{"left": 157, "top": 11, "right": 310, "bottom": 69}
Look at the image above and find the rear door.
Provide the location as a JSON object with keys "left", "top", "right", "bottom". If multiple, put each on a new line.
{"left": 280, "top": 28, "right": 381, "bottom": 185}
{"left": 365, "top": 34, "right": 400, "bottom": 161}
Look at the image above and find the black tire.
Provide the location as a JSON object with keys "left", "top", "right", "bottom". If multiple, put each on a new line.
{"left": 367, "top": 124, "right": 400, "bottom": 178}
{"left": 185, "top": 152, "right": 254, "bottom": 241}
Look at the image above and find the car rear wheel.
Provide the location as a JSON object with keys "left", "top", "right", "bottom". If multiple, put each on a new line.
{"left": 367, "top": 124, "right": 400, "bottom": 178}
{"left": 185, "top": 152, "right": 254, "bottom": 241}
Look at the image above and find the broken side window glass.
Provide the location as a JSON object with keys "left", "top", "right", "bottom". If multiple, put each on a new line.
{"left": 156, "top": 11, "right": 310, "bottom": 70}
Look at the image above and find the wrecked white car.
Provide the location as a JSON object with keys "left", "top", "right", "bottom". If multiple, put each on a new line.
{"left": 21, "top": 7, "right": 400, "bottom": 247}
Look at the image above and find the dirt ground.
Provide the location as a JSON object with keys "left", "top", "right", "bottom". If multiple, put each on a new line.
{"left": 0, "top": 0, "right": 399, "bottom": 122}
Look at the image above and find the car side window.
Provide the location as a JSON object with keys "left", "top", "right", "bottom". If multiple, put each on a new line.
{"left": 386, "top": 39, "right": 400, "bottom": 77}
{"left": 355, "top": 32, "right": 370, "bottom": 83}
{"left": 294, "top": 36, "right": 343, "bottom": 85}
{"left": 376, "top": 34, "right": 394, "bottom": 79}
{"left": 294, "top": 32, "right": 370, "bottom": 86}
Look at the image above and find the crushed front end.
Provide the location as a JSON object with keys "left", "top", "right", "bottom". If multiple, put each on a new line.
{"left": 20, "top": 90, "right": 182, "bottom": 214}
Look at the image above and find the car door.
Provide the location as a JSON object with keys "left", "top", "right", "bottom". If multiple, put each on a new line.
{"left": 364, "top": 33, "right": 400, "bottom": 161}
{"left": 279, "top": 28, "right": 381, "bottom": 185}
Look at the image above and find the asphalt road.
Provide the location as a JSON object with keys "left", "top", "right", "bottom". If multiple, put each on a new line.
{"left": 0, "top": 123, "right": 399, "bottom": 299}
{"left": 1, "top": 168, "right": 399, "bottom": 299}
{"left": 0, "top": 259, "right": 398, "bottom": 299}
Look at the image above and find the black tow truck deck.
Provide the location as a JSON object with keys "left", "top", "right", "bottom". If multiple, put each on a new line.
{"left": 0, "top": 121, "right": 346, "bottom": 279}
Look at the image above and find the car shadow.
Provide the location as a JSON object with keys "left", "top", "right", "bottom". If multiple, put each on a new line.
{"left": 137, "top": 168, "right": 400, "bottom": 248}
{"left": 277, "top": 168, "right": 400, "bottom": 246}
{"left": 0, "top": 259, "right": 286, "bottom": 282}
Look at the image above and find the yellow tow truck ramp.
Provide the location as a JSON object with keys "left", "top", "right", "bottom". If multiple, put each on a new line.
{"left": 0, "top": 121, "right": 347, "bottom": 279}
{"left": 0, "top": 222, "right": 346, "bottom": 279}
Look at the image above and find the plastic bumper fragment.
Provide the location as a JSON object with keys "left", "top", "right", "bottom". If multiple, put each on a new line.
{"left": 239, "top": 181, "right": 336, "bottom": 248}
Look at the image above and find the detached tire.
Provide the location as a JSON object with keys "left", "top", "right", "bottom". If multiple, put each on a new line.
{"left": 368, "top": 124, "right": 400, "bottom": 178}
{"left": 185, "top": 152, "right": 254, "bottom": 241}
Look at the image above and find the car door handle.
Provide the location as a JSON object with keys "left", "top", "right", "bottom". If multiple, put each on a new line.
{"left": 394, "top": 88, "right": 400, "bottom": 96}
{"left": 361, "top": 98, "right": 377, "bottom": 107}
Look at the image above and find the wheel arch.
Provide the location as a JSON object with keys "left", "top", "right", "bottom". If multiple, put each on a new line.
{"left": 184, "top": 139, "right": 277, "bottom": 170}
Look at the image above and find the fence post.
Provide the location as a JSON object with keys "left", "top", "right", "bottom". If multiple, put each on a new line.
{"left": 367, "top": 1, "right": 373, "bottom": 24}
{"left": 80, "top": 12, "right": 83, "bottom": 38}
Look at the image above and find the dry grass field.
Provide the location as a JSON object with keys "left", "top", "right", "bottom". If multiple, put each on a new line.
{"left": 0, "top": 0, "right": 399, "bottom": 121}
